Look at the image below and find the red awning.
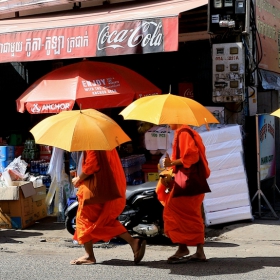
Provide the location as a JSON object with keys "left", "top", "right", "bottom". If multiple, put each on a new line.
{"left": 0, "top": 0, "right": 207, "bottom": 63}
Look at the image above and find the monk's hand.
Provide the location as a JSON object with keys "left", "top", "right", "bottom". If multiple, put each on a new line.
{"left": 163, "top": 153, "right": 172, "bottom": 168}
{"left": 72, "top": 176, "right": 81, "bottom": 188}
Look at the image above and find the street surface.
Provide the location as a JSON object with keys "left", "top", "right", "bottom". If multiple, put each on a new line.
{"left": 0, "top": 215, "right": 280, "bottom": 280}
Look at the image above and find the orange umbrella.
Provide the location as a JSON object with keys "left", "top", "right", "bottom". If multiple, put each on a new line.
{"left": 30, "top": 109, "right": 131, "bottom": 151}
{"left": 17, "top": 60, "right": 161, "bottom": 114}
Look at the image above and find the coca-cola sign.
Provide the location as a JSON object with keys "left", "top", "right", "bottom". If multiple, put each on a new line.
{"left": 0, "top": 17, "right": 178, "bottom": 63}
{"left": 178, "top": 82, "right": 194, "bottom": 99}
{"left": 96, "top": 19, "right": 164, "bottom": 56}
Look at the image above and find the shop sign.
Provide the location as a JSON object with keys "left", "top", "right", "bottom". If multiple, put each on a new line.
{"left": 256, "top": 0, "right": 280, "bottom": 74}
{"left": 0, "top": 17, "right": 178, "bottom": 63}
{"left": 178, "top": 82, "right": 194, "bottom": 99}
{"left": 257, "top": 114, "right": 276, "bottom": 180}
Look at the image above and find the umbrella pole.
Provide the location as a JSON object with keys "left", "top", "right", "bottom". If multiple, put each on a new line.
{"left": 158, "top": 125, "right": 169, "bottom": 172}
{"left": 165, "top": 125, "right": 169, "bottom": 156}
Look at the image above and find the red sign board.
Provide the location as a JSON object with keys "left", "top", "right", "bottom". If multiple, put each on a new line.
{"left": 0, "top": 17, "right": 178, "bottom": 62}
{"left": 178, "top": 82, "right": 194, "bottom": 99}
{"left": 256, "top": 0, "right": 280, "bottom": 74}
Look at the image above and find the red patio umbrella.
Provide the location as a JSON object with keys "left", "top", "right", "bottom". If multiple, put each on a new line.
{"left": 16, "top": 60, "right": 161, "bottom": 114}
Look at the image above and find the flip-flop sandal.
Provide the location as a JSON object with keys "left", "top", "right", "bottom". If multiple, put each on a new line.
{"left": 134, "top": 239, "right": 147, "bottom": 264}
{"left": 167, "top": 255, "right": 190, "bottom": 264}
{"left": 70, "top": 259, "right": 95, "bottom": 265}
{"left": 185, "top": 256, "right": 208, "bottom": 263}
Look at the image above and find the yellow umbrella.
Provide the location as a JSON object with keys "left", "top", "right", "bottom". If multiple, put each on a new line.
{"left": 119, "top": 93, "right": 219, "bottom": 127}
{"left": 30, "top": 109, "right": 131, "bottom": 151}
{"left": 271, "top": 109, "right": 280, "bottom": 118}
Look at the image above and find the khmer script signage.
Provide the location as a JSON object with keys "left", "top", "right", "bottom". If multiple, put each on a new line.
{"left": 0, "top": 17, "right": 178, "bottom": 62}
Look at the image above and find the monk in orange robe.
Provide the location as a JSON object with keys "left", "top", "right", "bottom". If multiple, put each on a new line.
{"left": 157, "top": 124, "right": 210, "bottom": 264}
{"left": 70, "top": 149, "right": 146, "bottom": 265}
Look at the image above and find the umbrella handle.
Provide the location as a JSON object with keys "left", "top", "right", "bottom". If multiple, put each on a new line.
{"left": 165, "top": 125, "right": 169, "bottom": 152}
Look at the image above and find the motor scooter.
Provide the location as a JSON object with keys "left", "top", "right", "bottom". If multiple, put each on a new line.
{"left": 64, "top": 181, "right": 166, "bottom": 239}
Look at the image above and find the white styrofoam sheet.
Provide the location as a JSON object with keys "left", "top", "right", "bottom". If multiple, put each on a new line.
{"left": 203, "top": 192, "right": 251, "bottom": 213}
{"left": 205, "top": 139, "right": 243, "bottom": 158}
{"left": 204, "top": 206, "right": 253, "bottom": 227}
{"left": 207, "top": 165, "right": 247, "bottom": 185}
{"left": 207, "top": 152, "right": 244, "bottom": 171}
{"left": 144, "top": 125, "right": 174, "bottom": 150}
{"left": 199, "top": 125, "right": 242, "bottom": 146}
{"left": 205, "top": 178, "right": 249, "bottom": 199}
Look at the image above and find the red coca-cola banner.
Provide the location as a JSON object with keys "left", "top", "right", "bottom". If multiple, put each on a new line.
{"left": 0, "top": 17, "right": 178, "bottom": 63}
{"left": 178, "top": 82, "right": 194, "bottom": 99}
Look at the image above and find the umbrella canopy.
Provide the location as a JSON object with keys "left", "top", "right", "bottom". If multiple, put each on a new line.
{"left": 119, "top": 93, "right": 219, "bottom": 127}
{"left": 30, "top": 109, "right": 131, "bottom": 151}
{"left": 17, "top": 60, "right": 161, "bottom": 114}
{"left": 271, "top": 109, "right": 280, "bottom": 118}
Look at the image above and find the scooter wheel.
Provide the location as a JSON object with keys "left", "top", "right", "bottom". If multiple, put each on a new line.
{"left": 65, "top": 208, "right": 77, "bottom": 235}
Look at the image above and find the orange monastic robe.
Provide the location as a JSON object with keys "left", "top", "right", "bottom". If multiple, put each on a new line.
{"left": 157, "top": 125, "right": 210, "bottom": 246}
{"left": 73, "top": 150, "right": 127, "bottom": 244}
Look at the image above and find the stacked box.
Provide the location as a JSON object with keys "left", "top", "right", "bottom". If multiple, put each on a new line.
{"left": 32, "top": 184, "right": 47, "bottom": 221}
{"left": 121, "top": 154, "right": 146, "bottom": 185}
{"left": 142, "top": 155, "right": 162, "bottom": 182}
{"left": 0, "top": 181, "right": 48, "bottom": 229}
{"left": 0, "top": 146, "right": 15, "bottom": 160}
{"left": 0, "top": 181, "right": 36, "bottom": 229}
{"left": 0, "top": 146, "right": 15, "bottom": 170}
{"left": 199, "top": 125, "right": 253, "bottom": 226}
{"left": 39, "top": 145, "right": 52, "bottom": 161}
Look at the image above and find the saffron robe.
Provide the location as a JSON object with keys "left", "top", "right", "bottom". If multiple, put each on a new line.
{"left": 73, "top": 150, "right": 127, "bottom": 244}
{"left": 156, "top": 125, "right": 210, "bottom": 246}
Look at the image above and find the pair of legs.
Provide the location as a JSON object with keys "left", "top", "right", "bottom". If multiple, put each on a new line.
{"left": 70, "top": 232, "right": 146, "bottom": 265}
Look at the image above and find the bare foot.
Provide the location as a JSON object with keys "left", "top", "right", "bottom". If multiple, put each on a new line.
{"left": 70, "top": 256, "right": 96, "bottom": 265}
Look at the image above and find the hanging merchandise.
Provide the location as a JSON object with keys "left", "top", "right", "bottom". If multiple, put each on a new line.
{"left": 144, "top": 125, "right": 174, "bottom": 152}
{"left": 54, "top": 170, "right": 72, "bottom": 222}
{"left": 46, "top": 147, "right": 73, "bottom": 221}
{"left": 45, "top": 176, "right": 57, "bottom": 208}
{"left": 47, "top": 147, "right": 64, "bottom": 182}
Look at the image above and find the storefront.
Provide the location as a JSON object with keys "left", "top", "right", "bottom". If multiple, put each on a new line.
{"left": 0, "top": 0, "right": 218, "bottom": 224}
{"left": 0, "top": 0, "right": 212, "bottom": 136}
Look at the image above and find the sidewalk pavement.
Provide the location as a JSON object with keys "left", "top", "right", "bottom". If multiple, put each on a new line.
{"left": 4, "top": 210, "right": 279, "bottom": 245}
{"left": 1, "top": 211, "right": 280, "bottom": 269}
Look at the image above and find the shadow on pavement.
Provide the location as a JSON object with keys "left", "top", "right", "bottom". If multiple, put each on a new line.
{"left": 101, "top": 256, "right": 280, "bottom": 276}
{"left": 0, "top": 230, "right": 43, "bottom": 244}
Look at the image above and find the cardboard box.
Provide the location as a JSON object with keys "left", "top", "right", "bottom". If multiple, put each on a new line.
{"left": 143, "top": 166, "right": 159, "bottom": 182}
{"left": 32, "top": 185, "right": 47, "bottom": 221}
{"left": 147, "top": 172, "right": 159, "bottom": 182}
{"left": 0, "top": 181, "right": 36, "bottom": 229}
